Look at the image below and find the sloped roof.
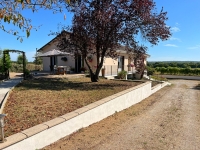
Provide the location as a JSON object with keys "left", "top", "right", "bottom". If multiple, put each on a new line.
{"left": 37, "top": 31, "right": 150, "bottom": 57}
{"left": 37, "top": 31, "right": 71, "bottom": 52}
{"left": 36, "top": 49, "right": 70, "bottom": 57}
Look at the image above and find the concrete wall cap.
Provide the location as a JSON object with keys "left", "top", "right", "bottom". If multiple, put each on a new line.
{"left": 74, "top": 107, "right": 89, "bottom": 115}
{"left": 85, "top": 103, "right": 99, "bottom": 110}
{"left": 0, "top": 133, "right": 27, "bottom": 149}
{"left": 21, "top": 124, "right": 48, "bottom": 137}
{"left": 43, "top": 117, "right": 66, "bottom": 128}
{"left": 59, "top": 111, "right": 79, "bottom": 121}
{"left": 93, "top": 100, "right": 106, "bottom": 106}
{"left": 107, "top": 95, "right": 117, "bottom": 99}
{"left": 101, "top": 97, "right": 113, "bottom": 103}
{"left": 118, "top": 90, "right": 129, "bottom": 95}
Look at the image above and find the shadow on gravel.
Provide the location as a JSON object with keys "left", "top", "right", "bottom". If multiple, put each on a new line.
{"left": 192, "top": 84, "right": 200, "bottom": 90}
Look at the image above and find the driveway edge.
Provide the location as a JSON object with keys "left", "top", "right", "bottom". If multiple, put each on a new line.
{"left": 0, "top": 78, "right": 23, "bottom": 114}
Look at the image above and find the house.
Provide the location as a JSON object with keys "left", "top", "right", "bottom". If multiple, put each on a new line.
{"left": 37, "top": 32, "right": 149, "bottom": 77}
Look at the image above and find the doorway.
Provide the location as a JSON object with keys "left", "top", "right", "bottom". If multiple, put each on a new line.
{"left": 118, "top": 56, "right": 124, "bottom": 72}
{"left": 50, "top": 56, "right": 57, "bottom": 71}
{"left": 75, "top": 55, "right": 82, "bottom": 73}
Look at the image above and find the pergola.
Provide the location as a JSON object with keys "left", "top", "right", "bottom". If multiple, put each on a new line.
{"left": 3, "top": 50, "right": 26, "bottom": 80}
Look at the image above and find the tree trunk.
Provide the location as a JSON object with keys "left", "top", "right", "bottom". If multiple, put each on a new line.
{"left": 90, "top": 73, "right": 98, "bottom": 82}
{"left": 84, "top": 58, "right": 98, "bottom": 82}
{"left": 4, "top": 69, "right": 9, "bottom": 80}
{"left": 7, "top": 70, "right": 10, "bottom": 79}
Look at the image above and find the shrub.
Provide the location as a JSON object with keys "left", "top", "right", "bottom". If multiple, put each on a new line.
{"left": 24, "top": 69, "right": 30, "bottom": 76}
{"left": 117, "top": 70, "right": 127, "bottom": 79}
{"left": 17, "top": 54, "right": 28, "bottom": 65}
{"left": 80, "top": 67, "right": 87, "bottom": 72}
{"left": 151, "top": 75, "right": 167, "bottom": 81}
{"left": 1, "top": 50, "right": 11, "bottom": 73}
{"left": 146, "top": 67, "right": 155, "bottom": 76}
{"left": 70, "top": 68, "right": 75, "bottom": 71}
{"left": 10, "top": 63, "right": 43, "bottom": 72}
{"left": 87, "top": 55, "right": 93, "bottom": 62}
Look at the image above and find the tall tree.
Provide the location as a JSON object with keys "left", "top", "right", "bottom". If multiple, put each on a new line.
{"left": 33, "top": 54, "right": 43, "bottom": 65}
{"left": 1, "top": 49, "right": 12, "bottom": 79}
{"left": 17, "top": 54, "right": 28, "bottom": 65}
{"left": 57, "top": 0, "right": 171, "bottom": 82}
{"left": 0, "top": 0, "right": 74, "bottom": 41}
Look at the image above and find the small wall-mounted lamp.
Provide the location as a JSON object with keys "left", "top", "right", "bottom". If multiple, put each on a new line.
{"left": 0, "top": 114, "right": 7, "bottom": 143}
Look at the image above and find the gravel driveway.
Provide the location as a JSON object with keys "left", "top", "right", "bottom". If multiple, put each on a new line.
{"left": 44, "top": 80, "right": 200, "bottom": 150}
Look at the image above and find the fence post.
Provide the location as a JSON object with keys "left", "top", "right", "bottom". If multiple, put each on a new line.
{"left": 3, "top": 52, "right": 5, "bottom": 75}
{"left": 23, "top": 52, "right": 26, "bottom": 80}
{"left": 3, "top": 51, "right": 9, "bottom": 79}
{"left": 101, "top": 66, "right": 106, "bottom": 77}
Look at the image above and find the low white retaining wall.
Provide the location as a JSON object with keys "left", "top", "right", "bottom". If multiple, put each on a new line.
{"left": 151, "top": 82, "right": 171, "bottom": 94}
{"left": 0, "top": 81, "right": 170, "bottom": 150}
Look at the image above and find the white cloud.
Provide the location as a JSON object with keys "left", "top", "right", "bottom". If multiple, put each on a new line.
{"left": 171, "top": 27, "right": 180, "bottom": 32}
{"left": 164, "top": 44, "right": 179, "bottom": 47}
{"left": 187, "top": 45, "right": 200, "bottom": 50}
{"left": 170, "top": 37, "right": 182, "bottom": 42}
{"left": 175, "top": 22, "right": 180, "bottom": 26}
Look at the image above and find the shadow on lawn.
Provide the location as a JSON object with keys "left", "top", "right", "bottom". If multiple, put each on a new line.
{"left": 14, "top": 77, "right": 139, "bottom": 91}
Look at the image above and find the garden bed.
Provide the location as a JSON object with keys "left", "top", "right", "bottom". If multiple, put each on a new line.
{"left": 151, "top": 81, "right": 162, "bottom": 87}
{"left": 3, "top": 77, "right": 144, "bottom": 137}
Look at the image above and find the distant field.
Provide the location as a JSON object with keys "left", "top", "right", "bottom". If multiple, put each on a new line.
{"left": 10, "top": 63, "right": 42, "bottom": 72}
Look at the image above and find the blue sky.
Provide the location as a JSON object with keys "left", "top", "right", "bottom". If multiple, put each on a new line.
{"left": 1, "top": 0, "right": 200, "bottom": 62}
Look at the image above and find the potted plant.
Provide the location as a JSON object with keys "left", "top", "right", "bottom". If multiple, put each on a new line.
{"left": 127, "top": 63, "right": 134, "bottom": 72}
{"left": 87, "top": 55, "right": 93, "bottom": 62}
{"left": 61, "top": 57, "right": 67, "bottom": 62}
{"left": 80, "top": 67, "right": 87, "bottom": 73}
{"left": 101, "top": 67, "right": 106, "bottom": 77}
{"left": 117, "top": 70, "right": 127, "bottom": 79}
{"left": 127, "top": 63, "right": 134, "bottom": 67}
{"left": 70, "top": 67, "right": 75, "bottom": 74}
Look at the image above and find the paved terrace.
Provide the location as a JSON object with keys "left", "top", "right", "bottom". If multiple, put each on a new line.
{"left": 0, "top": 78, "right": 23, "bottom": 105}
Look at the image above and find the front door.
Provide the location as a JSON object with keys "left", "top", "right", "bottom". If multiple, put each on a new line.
{"left": 50, "top": 56, "right": 57, "bottom": 71}
{"left": 75, "top": 55, "right": 82, "bottom": 73}
{"left": 118, "top": 56, "right": 124, "bottom": 72}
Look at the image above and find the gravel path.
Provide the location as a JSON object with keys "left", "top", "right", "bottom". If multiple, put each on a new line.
{"left": 44, "top": 80, "right": 200, "bottom": 150}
